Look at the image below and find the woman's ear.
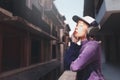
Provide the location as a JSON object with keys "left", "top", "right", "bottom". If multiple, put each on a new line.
{"left": 71, "top": 34, "right": 79, "bottom": 43}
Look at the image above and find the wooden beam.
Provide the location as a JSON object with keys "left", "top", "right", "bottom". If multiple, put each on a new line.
{"left": 0, "top": 7, "right": 12, "bottom": 17}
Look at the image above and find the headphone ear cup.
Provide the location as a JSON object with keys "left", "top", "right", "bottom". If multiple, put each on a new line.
{"left": 87, "top": 27, "right": 94, "bottom": 34}
{"left": 87, "top": 27, "right": 100, "bottom": 37}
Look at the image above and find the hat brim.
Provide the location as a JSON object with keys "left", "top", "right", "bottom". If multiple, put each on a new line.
{"left": 72, "top": 15, "right": 89, "bottom": 25}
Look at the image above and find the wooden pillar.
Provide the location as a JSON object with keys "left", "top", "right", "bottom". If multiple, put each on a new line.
{"left": 21, "top": 32, "right": 31, "bottom": 66}
{"left": 0, "top": 27, "right": 3, "bottom": 72}
{"left": 59, "top": 29, "right": 64, "bottom": 72}
{"left": 40, "top": 39, "right": 44, "bottom": 62}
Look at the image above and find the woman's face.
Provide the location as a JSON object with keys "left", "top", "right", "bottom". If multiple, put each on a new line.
{"left": 73, "top": 20, "right": 88, "bottom": 39}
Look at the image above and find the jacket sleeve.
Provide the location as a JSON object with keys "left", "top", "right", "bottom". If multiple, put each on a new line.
{"left": 70, "top": 42, "right": 99, "bottom": 71}
{"left": 64, "top": 42, "right": 81, "bottom": 70}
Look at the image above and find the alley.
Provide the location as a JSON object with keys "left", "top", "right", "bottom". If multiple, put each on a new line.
{"left": 1, "top": 0, "right": 120, "bottom": 80}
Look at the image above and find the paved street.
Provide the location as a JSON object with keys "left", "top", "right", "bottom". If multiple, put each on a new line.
{"left": 101, "top": 53, "right": 120, "bottom": 80}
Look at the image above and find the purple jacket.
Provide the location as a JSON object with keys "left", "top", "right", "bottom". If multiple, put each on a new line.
{"left": 70, "top": 40, "right": 104, "bottom": 80}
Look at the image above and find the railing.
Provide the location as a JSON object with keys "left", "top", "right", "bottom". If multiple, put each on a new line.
{"left": 58, "top": 70, "right": 77, "bottom": 80}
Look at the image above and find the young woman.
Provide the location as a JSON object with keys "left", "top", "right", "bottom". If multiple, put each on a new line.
{"left": 64, "top": 15, "right": 104, "bottom": 80}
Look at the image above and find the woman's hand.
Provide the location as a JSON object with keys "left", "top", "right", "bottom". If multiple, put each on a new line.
{"left": 71, "top": 34, "right": 79, "bottom": 43}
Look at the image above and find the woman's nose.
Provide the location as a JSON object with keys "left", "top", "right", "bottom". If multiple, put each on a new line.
{"left": 75, "top": 27, "right": 78, "bottom": 31}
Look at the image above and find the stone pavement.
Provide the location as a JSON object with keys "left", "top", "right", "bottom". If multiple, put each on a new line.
{"left": 101, "top": 54, "right": 120, "bottom": 80}
{"left": 58, "top": 70, "right": 76, "bottom": 80}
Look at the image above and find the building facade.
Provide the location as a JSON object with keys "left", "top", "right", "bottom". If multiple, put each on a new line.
{"left": 0, "top": 0, "right": 70, "bottom": 80}
{"left": 84, "top": 0, "right": 120, "bottom": 65}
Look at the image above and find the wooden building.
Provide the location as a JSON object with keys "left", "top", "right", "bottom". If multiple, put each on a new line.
{"left": 0, "top": 0, "right": 70, "bottom": 80}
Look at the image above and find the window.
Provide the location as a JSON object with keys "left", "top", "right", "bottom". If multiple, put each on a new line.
{"left": 26, "top": 0, "right": 32, "bottom": 9}
{"left": 52, "top": 45, "right": 56, "bottom": 59}
{"left": 44, "top": 0, "right": 53, "bottom": 11}
{"left": 0, "top": 0, "right": 13, "bottom": 12}
{"left": 2, "top": 33, "right": 21, "bottom": 71}
{"left": 39, "top": 0, "right": 44, "bottom": 7}
{"left": 31, "top": 39, "right": 41, "bottom": 64}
